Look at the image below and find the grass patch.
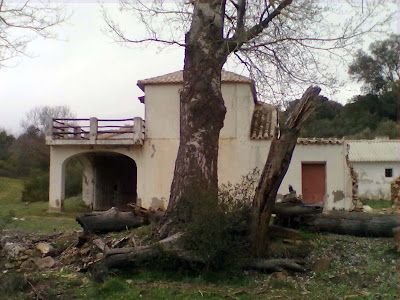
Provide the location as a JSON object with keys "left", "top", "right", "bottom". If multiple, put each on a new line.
{"left": 0, "top": 177, "right": 89, "bottom": 232}
{"left": 360, "top": 199, "right": 392, "bottom": 209}
{"left": 0, "top": 177, "right": 24, "bottom": 206}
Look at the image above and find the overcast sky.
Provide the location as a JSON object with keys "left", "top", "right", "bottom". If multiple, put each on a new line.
{"left": 0, "top": 2, "right": 398, "bottom": 135}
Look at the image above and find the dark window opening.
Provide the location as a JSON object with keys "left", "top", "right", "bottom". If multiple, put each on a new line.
{"left": 385, "top": 168, "right": 393, "bottom": 178}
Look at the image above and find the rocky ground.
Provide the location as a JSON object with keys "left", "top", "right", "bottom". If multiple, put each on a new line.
{"left": 0, "top": 226, "right": 398, "bottom": 299}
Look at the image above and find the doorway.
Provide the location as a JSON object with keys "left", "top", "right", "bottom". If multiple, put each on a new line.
{"left": 301, "top": 163, "right": 326, "bottom": 203}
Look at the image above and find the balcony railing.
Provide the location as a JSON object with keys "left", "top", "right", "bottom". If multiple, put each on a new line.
{"left": 46, "top": 117, "right": 145, "bottom": 145}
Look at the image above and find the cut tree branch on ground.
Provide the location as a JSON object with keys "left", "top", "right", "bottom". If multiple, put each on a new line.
{"left": 252, "top": 86, "right": 322, "bottom": 257}
{"left": 299, "top": 212, "right": 400, "bottom": 237}
{"left": 76, "top": 207, "right": 148, "bottom": 234}
{"left": 93, "top": 232, "right": 305, "bottom": 273}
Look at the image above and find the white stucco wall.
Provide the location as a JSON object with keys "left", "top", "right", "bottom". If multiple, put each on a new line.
{"left": 48, "top": 80, "right": 351, "bottom": 212}
{"left": 280, "top": 144, "right": 352, "bottom": 210}
{"left": 137, "top": 83, "right": 257, "bottom": 209}
{"left": 218, "top": 141, "right": 352, "bottom": 211}
{"left": 48, "top": 145, "right": 144, "bottom": 211}
{"left": 353, "top": 161, "right": 400, "bottom": 200}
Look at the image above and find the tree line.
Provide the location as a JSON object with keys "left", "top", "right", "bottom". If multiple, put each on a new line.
{"left": 0, "top": 106, "right": 82, "bottom": 203}
{"left": 284, "top": 85, "right": 398, "bottom": 139}
{"left": 285, "top": 35, "right": 399, "bottom": 140}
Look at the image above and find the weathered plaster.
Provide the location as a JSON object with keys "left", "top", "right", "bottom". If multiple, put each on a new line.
{"left": 48, "top": 78, "right": 353, "bottom": 212}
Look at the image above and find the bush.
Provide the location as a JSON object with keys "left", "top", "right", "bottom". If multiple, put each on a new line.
{"left": 0, "top": 273, "right": 28, "bottom": 294}
{"left": 179, "top": 170, "right": 259, "bottom": 271}
{"left": 65, "top": 158, "right": 83, "bottom": 198}
{"left": 21, "top": 172, "right": 49, "bottom": 202}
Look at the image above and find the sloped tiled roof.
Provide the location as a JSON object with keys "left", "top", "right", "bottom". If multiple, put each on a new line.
{"left": 137, "top": 70, "right": 253, "bottom": 91}
{"left": 347, "top": 140, "right": 400, "bottom": 162}
{"left": 297, "top": 138, "right": 344, "bottom": 145}
{"left": 250, "top": 102, "right": 278, "bottom": 139}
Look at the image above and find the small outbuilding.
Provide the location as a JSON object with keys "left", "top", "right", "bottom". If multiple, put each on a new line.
{"left": 348, "top": 139, "right": 400, "bottom": 200}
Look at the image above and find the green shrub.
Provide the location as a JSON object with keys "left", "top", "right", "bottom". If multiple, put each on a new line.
{"left": 21, "top": 172, "right": 49, "bottom": 202}
{"left": 0, "top": 273, "right": 28, "bottom": 294}
{"left": 65, "top": 158, "right": 83, "bottom": 198}
{"left": 0, "top": 212, "right": 12, "bottom": 232}
{"left": 179, "top": 171, "right": 259, "bottom": 271}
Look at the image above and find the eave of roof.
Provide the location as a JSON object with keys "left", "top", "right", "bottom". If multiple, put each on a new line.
{"left": 137, "top": 70, "right": 257, "bottom": 103}
{"left": 297, "top": 138, "right": 344, "bottom": 145}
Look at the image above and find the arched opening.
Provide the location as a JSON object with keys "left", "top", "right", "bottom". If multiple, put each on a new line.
{"left": 91, "top": 152, "right": 137, "bottom": 210}
{"left": 52, "top": 150, "right": 138, "bottom": 212}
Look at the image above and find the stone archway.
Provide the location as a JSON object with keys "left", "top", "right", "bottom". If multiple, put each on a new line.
{"left": 49, "top": 150, "right": 138, "bottom": 212}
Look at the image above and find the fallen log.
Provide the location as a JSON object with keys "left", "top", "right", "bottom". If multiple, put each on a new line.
{"left": 273, "top": 202, "right": 323, "bottom": 217}
{"left": 246, "top": 258, "right": 305, "bottom": 273}
{"left": 301, "top": 212, "right": 400, "bottom": 237}
{"left": 76, "top": 207, "right": 148, "bottom": 234}
{"left": 95, "top": 232, "right": 305, "bottom": 273}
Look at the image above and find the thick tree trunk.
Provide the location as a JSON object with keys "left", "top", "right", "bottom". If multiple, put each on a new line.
{"left": 76, "top": 207, "right": 147, "bottom": 234}
{"left": 252, "top": 86, "right": 322, "bottom": 257}
{"left": 300, "top": 212, "right": 400, "bottom": 237}
{"left": 159, "top": 1, "right": 228, "bottom": 236}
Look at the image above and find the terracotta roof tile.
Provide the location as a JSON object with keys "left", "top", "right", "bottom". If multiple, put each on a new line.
{"left": 137, "top": 70, "right": 253, "bottom": 91}
{"left": 297, "top": 138, "right": 344, "bottom": 145}
{"left": 250, "top": 102, "right": 278, "bottom": 140}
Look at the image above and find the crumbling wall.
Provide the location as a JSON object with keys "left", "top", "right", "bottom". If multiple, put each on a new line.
{"left": 346, "top": 144, "right": 363, "bottom": 210}
{"left": 390, "top": 176, "right": 400, "bottom": 211}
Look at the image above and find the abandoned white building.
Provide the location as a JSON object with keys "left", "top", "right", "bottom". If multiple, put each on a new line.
{"left": 348, "top": 139, "right": 400, "bottom": 200}
{"left": 46, "top": 70, "right": 354, "bottom": 213}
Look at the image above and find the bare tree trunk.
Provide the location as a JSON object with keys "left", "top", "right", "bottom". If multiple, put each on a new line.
{"left": 252, "top": 86, "right": 322, "bottom": 257}
{"left": 158, "top": 1, "right": 228, "bottom": 236}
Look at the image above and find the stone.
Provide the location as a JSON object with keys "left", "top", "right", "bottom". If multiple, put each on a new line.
{"left": 362, "top": 205, "right": 373, "bottom": 213}
{"left": 273, "top": 272, "right": 288, "bottom": 281}
{"left": 24, "top": 249, "right": 34, "bottom": 256}
{"left": 312, "top": 258, "right": 332, "bottom": 272}
{"left": 82, "top": 277, "right": 89, "bottom": 284}
{"left": 4, "top": 242, "right": 25, "bottom": 258}
{"left": 4, "top": 262, "right": 14, "bottom": 269}
{"left": 35, "top": 256, "right": 55, "bottom": 270}
{"left": 80, "top": 247, "right": 91, "bottom": 255}
{"left": 18, "top": 255, "right": 29, "bottom": 261}
{"left": 20, "top": 258, "right": 37, "bottom": 271}
{"left": 36, "top": 242, "right": 55, "bottom": 256}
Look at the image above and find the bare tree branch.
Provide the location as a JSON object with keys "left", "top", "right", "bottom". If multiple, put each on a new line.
{"left": 0, "top": 0, "right": 68, "bottom": 67}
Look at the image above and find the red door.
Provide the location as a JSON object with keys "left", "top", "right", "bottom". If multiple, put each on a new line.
{"left": 302, "top": 163, "right": 326, "bottom": 203}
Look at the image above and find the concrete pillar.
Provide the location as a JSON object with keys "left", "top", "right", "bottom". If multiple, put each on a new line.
{"left": 49, "top": 148, "right": 66, "bottom": 212}
{"left": 133, "top": 117, "right": 144, "bottom": 144}
{"left": 45, "top": 117, "right": 53, "bottom": 144}
{"left": 89, "top": 117, "right": 98, "bottom": 142}
{"left": 78, "top": 155, "right": 95, "bottom": 207}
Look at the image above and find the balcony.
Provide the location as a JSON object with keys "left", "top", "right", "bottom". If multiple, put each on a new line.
{"left": 46, "top": 117, "right": 145, "bottom": 146}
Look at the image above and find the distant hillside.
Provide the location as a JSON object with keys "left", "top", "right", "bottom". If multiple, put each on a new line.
{"left": 0, "top": 177, "right": 23, "bottom": 205}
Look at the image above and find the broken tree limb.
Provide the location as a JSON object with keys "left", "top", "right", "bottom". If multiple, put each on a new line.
{"left": 301, "top": 212, "right": 400, "bottom": 237}
{"left": 246, "top": 258, "right": 305, "bottom": 273}
{"left": 252, "top": 86, "right": 322, "bottom": 257}
{"left": 76, "top": 207, "right": 148, "bottom": 234}
{"left": 95, "top": 232, "right": 306, "bottom": 274}
{"left": 273, "top": 202, "right": 323, "bottom": 217}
